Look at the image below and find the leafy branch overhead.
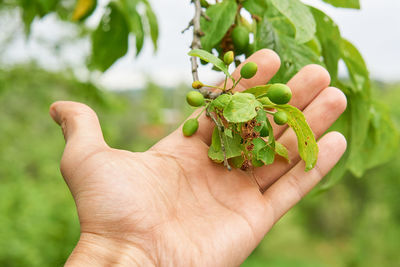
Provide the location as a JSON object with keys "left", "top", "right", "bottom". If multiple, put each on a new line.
{"left": 17, "top": 0, "right": 159, "bottom": 71}
{"left": 183, "top": 0, "right": 397, "bottom": 190}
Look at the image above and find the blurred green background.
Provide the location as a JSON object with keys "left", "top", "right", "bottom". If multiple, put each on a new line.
{"left": 1, "top": 0, "right": 400, "bottom": 266}
{"left": 0, "top": 64, "right": 399, "bottom": 267}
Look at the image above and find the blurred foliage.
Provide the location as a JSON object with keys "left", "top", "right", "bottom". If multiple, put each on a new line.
{"left": 0, "top": 64, "right": 191, "bottom": 266}
{"left": 0, "top": 0, "right": 158, "bottom": 70}
{"left": 0, "top": 64, "right": 399, "bottom": 266}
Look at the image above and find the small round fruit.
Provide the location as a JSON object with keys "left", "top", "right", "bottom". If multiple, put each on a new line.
{"left": 252, "top": 158, "right": 264, "bottom": 167}
{"left": 223, "top": 51, "right": 234, "bottom": 65}
{"left": 231, "top": 26, "right": 250, "bottom": 52}
{"left": 267, "top": 83, "right": 292, "bottom": 104}
{"left": 240, "top": 62, "right": 258, "bottom": 79}
{"left": 182, "top": 118, "right": 199, "bottom": 137}
{"left": 259, "top": 124, "right": 269, "bottom": 137}
{"left": 273, "top": 111, "right": 288, "bottom": 125}
{"left": 192, "top": 80, "right": 204, "bottom": 89}
{"left": 186, "top": 91, "right": 205, "bottom": 107}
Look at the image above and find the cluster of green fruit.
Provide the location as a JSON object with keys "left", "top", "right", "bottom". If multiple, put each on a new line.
{"left": 183, "top": 51, "right": 292, "bottom": 138}
{"left": 180, "top": 49, "right": 319, "bottom": 171}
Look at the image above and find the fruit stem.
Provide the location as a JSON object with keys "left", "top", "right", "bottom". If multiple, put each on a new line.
{"left": 203, "top": 84, "right": 225, "bottom": 90}
{"left": 264, "top": 110, "right": 275, "bottom": 115}
{"left": 233, "top": 76, "right": 243, "bottom": 89}
{"left": 195, "top": 105, "right": 208, "bottom": 119}
{"left": 223, "top": 76, "right": 228, "bottom": 91}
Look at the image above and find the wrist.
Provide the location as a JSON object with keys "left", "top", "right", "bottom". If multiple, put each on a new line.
{"left": 65, "top": 233, "right": 155, "bottom": 266}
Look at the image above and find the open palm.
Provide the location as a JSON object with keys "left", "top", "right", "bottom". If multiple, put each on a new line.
{"left": 50, "top": 50, "right": 347, "bottom": 266}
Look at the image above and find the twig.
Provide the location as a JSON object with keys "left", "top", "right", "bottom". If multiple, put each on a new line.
{"left": 189, "top": 0, "right": 210, "bottom": 97}
{"left": 207, "top": 109, "right": 232, "bottom": 171}
{"left": 181, "top": 19, "right": 194, "bottom": 34}
{"left": 201, "top": 11, "right": 211, "bottom": 21}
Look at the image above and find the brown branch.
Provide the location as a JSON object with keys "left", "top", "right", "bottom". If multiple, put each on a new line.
{"left": 189, "top": 0, "right": 211, "bottom": 97}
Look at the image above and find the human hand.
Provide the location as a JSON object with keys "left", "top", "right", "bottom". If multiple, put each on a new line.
{"left": 50, "top": 49, "right": 347, "bottom": 266}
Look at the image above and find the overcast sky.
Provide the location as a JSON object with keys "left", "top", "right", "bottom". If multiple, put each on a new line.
{"left": 1, "top": 0, "right": 399, "bottom": 90}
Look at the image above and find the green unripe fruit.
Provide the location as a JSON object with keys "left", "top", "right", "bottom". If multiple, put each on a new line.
{"left": 223, "top": 51, "right": 234, "bottom": 65}
{"left": 231, "top": 26, "right": 250, "bottom": 53}
{"left": 182, "top": 118, "right": 199, "bottom": 137}
{"left": 259, "top": 124, "right": 269, "bottom": 137}
{"left": 192, "top": 80, "right": 204, "bottom": 89}
{"left": 267, "top": 83, "right": 292, "bottom": 104}
{"left": 273, "top": 111, "right": 288, "bottom": 125}
{"left": 186, "top": 91, "right": 205, "bottom": 107}
{"left": 240, "top": 62, "right": 258, "bottom": 79}
{"left": 252, "top": 158, "right": 264, "bottom": 167}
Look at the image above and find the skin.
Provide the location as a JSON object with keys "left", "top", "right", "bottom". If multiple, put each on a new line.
{"left": 50, "top": 49, "right": 347, "bottom": 266}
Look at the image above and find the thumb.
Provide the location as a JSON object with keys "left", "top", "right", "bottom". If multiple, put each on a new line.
{"left": 50, "top": 101, "right": 108, "bottom": 184}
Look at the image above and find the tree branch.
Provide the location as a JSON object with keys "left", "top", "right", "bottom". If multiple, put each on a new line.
{"left": 190, "top": 0, "right": 210, "bottom": 97}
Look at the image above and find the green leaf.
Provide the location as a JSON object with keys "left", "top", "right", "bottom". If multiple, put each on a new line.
{"left": 19, "top": 0, "right": 38, "bottom": 35}
{"left": 275, "top": 142, "right": 289, "bottom": 161}
{"left": 346, "top": 91, "right": 370, "bottom": 177}
{"left": 322, "top": 0, "right": 360, "bottom": 9}
{"left": 263, "top": 5, "right": 295, "bottom": 37}
{"left": 341, "top": 38, "right": 370, "bottom": 93}
{"left": 200, "top": 0, "right": 237, "bottom": 51}
{"left": 357, "top": 101, "right": 398, "bottom": 171}
{"left": 188, "top": 49, "right": 231, "bottom": 78}
{"left": 275, "top": 105, "right": 318, "bottom": 171}
{"left": 311, "top": 7, "right": 341, "bottom": 82}
{"left": 242, "top": 85, "right": 271, "bottom": 98}
{"left": 316, "top": 106, "right": 351, "bottom": 192}
{"left": 142, "top": 0, "right": 159, "bottom": 50}
{"left": 230, "top": 156, "right": 245, "bottom": 168}
{"left": 224, "top": 128, "right": 233, "bottom": 138}
{"left": 223, "top": 93, "right": 262, "bottom": 123}
{"left": 265, "top": 117, "right": 275, "bottom": 145}
{"left": 119, "top": 0, "right": 145, "bottom": 55}
{"left": 210, "top": 94, "right": 232, "bottom": 110}
{"left": 208, "top": 126, "right": 243, "bottom": 163}
{"left": 242, "top": 0, "right": 268, "bottom": 16}
{"left": 252, "top": 138, "right": 275, "bottom": 165}
{"left": 35, "top": 0, "right": 58, "bottom": 15}
{"left": 255, "top": 17, "right": 281, "bottom": 52}
{"left": 72, "top": 0, "right": 97, "bottom": 21}
{"left": 254, "top": 108, "right": 267, "bottom": 132}
{"left": 90, "top": 2, "right": 129, "bottom": 71}
{"left": 271, "top": 35, "right": 322, "bottom": 83}
{"left": 269, "top": 0, "right": 316, "bottom": 44}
